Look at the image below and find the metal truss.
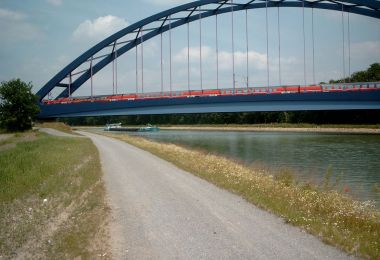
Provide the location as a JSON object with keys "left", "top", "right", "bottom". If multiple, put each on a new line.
{"left": 36, "top": 0, "right": 380, "bottom": 101}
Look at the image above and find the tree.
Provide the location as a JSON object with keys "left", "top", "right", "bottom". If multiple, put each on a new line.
{"left": 0, "top": 79, "right": 40, "bottom": 132}
{"left": 329, "top": 63, "right": 380, "bottom": 83}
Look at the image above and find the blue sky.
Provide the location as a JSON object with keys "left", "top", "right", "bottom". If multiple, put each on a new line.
{"left": 0, "top": 0, "right": 379, "bottom": 96}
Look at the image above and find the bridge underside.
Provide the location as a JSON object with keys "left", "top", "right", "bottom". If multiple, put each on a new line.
{"left": 38, "top": 91, "right": 380, "bottom": 118}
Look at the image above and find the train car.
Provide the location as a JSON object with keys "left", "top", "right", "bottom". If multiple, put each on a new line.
{"left": 253, "top": 88, "right": 269, "bottom": 94}
{"left": 119, "top": 94, "right": 137, "bottom": 100}
{"left": 41, "top": 82, "right": 380, "bottom": 106}
{"left": 283, "top": 86, "right": 301, "bottom": 94}
{"left": 182, "top": 89, "right": 221, "bottom": 97}
{"left": 359, "top": 82, "right": 380, "bottom": 91}
{"left": 220, "top": 89, "right": 234, "bottom": 96}
{"left": 105, "top": 95, "right": 124, "bottom": 101}
{"left": 300, "top": 85, "right": 322, "bottom": 93}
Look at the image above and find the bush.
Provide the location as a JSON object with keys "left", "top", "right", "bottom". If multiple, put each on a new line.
{"left": 0, "top": 79, "right": 40, "bottom": 132}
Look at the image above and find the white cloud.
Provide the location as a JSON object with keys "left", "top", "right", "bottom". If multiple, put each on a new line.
{"left": 174, "top": 46, "right": 213, "bottom": 62}
{"left": 72, "top": 15, "right": 129, "bottom": 42}
{"left": 0, "top": 8, "right": 26, "bottom": 21}
{"left": 46, "top": 0, "right": 63, "bottom": 6}
{"left": 0, "top": 8, "right": 41, "bottom": 43}
{"left": 350, "top": 41, "right": 380, "bottom": 60}
{"left": 174, "top": 46, "right": 269, "bottom": 71}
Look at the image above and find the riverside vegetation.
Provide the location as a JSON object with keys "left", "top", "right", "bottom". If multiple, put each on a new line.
{"left": 101, "top": 132, "right": 380, "bottom": 259}
{"left": 0, "top": 129, "right": 110, "bottom": 259}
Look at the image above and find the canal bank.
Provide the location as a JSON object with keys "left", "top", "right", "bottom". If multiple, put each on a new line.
{"left": 0, "top": 128, "right": 110, "bottom": 259}
{"left": 81, "top": 131, "right": 357, "bottom": 259}
{"left": 159, "top": 125, "right": 380, "bottom": 134}
{"left": 97, "top": 131, "right": 380, "bottom": 259}
{"left": 103, "top": 128, "right": 380, "bottom": 205}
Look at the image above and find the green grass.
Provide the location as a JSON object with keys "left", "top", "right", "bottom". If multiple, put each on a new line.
{"left": 36, "top": 122, "right": 76, "bottom": 134}
{"left": 0, "top": 132, "right": 109, "bottom": 258}
{"left": 101, "top": 132, "right": 380, "bottom": 259}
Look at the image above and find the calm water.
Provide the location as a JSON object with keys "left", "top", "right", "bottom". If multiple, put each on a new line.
{"left": 107, "top": 129, "right": 380, "bottom": 205}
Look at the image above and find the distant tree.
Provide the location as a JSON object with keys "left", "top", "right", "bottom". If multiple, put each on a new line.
{"left": 329, "top": 63, "right": 380, "bottom": 83}
{"left": 0, "top": 79, "right": 40, "bottom": 132}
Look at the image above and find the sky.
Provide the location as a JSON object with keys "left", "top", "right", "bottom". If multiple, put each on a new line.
{"left": 0, "top": 0, "right": 379, "bottom": 97}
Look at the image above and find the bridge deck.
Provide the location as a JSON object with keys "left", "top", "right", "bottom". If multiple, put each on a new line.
{"left": 38, "top": 91, "right": 380, "bottom": 118}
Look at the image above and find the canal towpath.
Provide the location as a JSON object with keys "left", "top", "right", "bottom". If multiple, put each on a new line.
{"left": 79, "top": 131, "right": 354, "bottom": 260}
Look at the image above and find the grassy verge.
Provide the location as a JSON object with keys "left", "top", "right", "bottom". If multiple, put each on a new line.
{"left": 0, "top": 132, "right": 110, "bottom": 259}
{"left": 36, "top": 122, "right": 77, "bottom": 134}
{"left": 101, "top": 132, "right": 379, "bottom": 259}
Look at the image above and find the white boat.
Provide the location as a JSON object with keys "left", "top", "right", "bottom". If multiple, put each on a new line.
{"left": 138, "top": 124, "right": 160, "bottom": 132}
{"left": 104, "top": 123, "right": 122, "bottom": 131}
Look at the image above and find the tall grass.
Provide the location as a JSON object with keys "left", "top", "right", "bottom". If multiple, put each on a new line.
{"left": 102, "top": 132, "right": 380, "bottom": 259}
{"left": 36, "top": 122, "right": 74, "bottom": 134}
{"left": 0, "top": 133, "right": 109, "bottom": 258}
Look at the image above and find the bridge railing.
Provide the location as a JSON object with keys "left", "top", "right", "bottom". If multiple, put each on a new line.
{"left": 42, "top": 82, "right": 380, "bottom": 105}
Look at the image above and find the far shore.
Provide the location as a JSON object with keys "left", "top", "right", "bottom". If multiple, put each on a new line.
{"left": 159, "top": 125, "right": 380, "bottom": 134}
{"left": 74, "top": 124, "right": 380, "bottom": 134}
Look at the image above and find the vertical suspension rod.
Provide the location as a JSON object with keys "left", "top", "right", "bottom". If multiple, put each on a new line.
{"left": 90, "top": 56, "right": 93, "bottom": 99}
{"left": 141, "top": 27, "right": 144, "bottom": 93}
{"left": 232, "top": 0, "right": 235, "bottom": 93}
{"left": 187, "top": 22, "right": 190, "bottom": 92}
{"left": 342, "top": 4, "right": 346, "bottom": 83}
{"left": 348, "top": 10, "right": 351, "bottom": 82}
{"left": 199, "top": 7, "right": 203, "bottom": 92}
{"left": 265, "top": 0, "right": 269, "bottom": 89}
{"left": 169, "top": 15, "right": 173, "bottom": 96}
{"left": 115, "top": 47, "right": 118, "bottom": 94}
{"left": 278, "top": 5, "right": 282, "bottom": 86}
{"left": 135, "top": 45, "right": 138, "bottom": 94}
{"left": 216, "top": 14, "right": 219, "bottom": 90}
{"left": 68, "top": 72, "right": 72, "bottom": 98}
{"left": 161, "top": 32, "right": 164, "bottom": 94}
{"left": 246, "top": 9, "right": 249, "bottom": 89}
{"left": 312, "top": 7, "right": 316, "bottom": 85}
{"left": 302, "top": 0, "right": 306, "bottom": 86}
{"left": 112, "top": 52, "right": 115, "bottom": 94}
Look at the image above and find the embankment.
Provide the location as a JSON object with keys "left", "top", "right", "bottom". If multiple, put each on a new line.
{"left": 100, "top": 131, "right": 380, "bottom": 259}
{"left": 160, "top": 124, "right": 380, "bottom": 134}
{"left": 0, "top": 130, "right": 110, "bottom": 259}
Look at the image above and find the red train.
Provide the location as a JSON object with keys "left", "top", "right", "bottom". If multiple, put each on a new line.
{"left": 42, "top": 82, "right": 380, "bottom": 105}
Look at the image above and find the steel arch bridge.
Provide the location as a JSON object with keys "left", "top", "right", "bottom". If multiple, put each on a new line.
{"left": 37, "top": 0, "right": 380, "bottom": 118}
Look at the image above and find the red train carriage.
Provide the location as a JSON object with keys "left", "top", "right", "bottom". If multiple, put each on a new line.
{"left": 42, "top": 82, "right": 380, "bottom": 105}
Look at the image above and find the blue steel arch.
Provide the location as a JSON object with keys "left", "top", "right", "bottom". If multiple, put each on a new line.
{"left": 36, "top": 0, "right": 380, "bottom": 102}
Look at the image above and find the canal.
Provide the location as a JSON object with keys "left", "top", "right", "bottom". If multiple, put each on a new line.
{"left": 106, "top": 129, "right": 380, "bottom": 206}
{"left": 98, "top": 129, "right": 380, "bottom": 208}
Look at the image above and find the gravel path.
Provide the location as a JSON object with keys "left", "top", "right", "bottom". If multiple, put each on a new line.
{"left": 80, "top": 131, "right": 353, "bottom": 260}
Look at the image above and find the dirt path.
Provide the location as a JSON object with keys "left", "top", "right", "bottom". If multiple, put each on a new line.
{"left": 80, "top": 131, "right": 354, "bottom": 260}
{"left": 39, "top": 128, "right": 83, "bottom": 138}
